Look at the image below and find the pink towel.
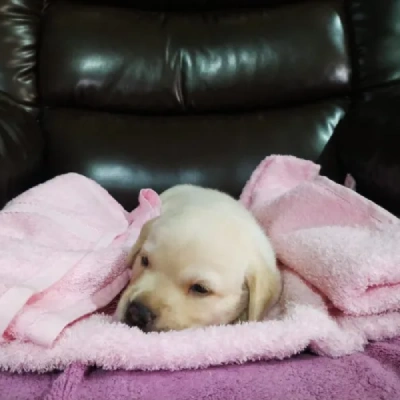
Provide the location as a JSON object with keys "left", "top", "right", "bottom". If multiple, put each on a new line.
{"left": 241, "top": 156, "right": 400, "bottom": 316}
{"left": 0, "top": 173, "right": 160, "bottom": 347}
{"left": 0, "top": 157, "right": 400, "bottom": 373}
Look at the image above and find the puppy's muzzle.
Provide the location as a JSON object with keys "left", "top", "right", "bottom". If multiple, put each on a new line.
{"left": 124, "top": 301, "right": 156, "bottom": 331}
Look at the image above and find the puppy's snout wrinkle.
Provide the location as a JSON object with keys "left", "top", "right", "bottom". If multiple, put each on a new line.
{"left": 125, "top": 301, "right": 156, "bottom": 331}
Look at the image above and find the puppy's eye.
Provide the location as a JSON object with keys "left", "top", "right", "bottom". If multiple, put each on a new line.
{"left": 140, "top": 256, "right": 149, "bottom": 268}
{"left": 189, "top": 284, "right": 209, "bottom": 295}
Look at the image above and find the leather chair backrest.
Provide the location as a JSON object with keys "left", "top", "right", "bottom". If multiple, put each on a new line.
{"left": 1, "top": 0, "right": 400, "bottom": 208}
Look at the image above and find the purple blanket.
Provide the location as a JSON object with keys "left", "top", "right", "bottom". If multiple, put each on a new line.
{"left": 1, "top": 338, "right": 400, "bottom": 400}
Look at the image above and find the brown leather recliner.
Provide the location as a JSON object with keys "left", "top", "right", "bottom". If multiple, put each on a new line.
{"left": 0, "top": 0, "right": 399, "bottom": 211}
{"left": 2, "top": 0, "right": 400, "bottom": 396}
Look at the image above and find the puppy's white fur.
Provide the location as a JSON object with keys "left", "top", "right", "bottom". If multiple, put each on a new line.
{"left": 116, "top": 184, "right": 281, "bottom": 332}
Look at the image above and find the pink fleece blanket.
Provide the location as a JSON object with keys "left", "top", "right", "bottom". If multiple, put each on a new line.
{"left": 0, "top": 174, "right": 160, "bottom": 348}
{"left": 1, "top": 156, "right": 400, "bottom": 373}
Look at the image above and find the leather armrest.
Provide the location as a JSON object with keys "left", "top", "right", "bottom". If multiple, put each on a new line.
{"left": 318, "top": 95, "right": 400, "bottom": 217}
{"left": 317, "top": 121, "right": 347, "bottom": 185}
{"left": 0, "top": 94, "right": 44, "bottom": 208}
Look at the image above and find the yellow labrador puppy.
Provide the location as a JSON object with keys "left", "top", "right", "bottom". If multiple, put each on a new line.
{"left": 116, "top": 184, "right": 281, "bottom": 332}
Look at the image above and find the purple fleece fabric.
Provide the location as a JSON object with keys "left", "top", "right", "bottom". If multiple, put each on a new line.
{"left": 1, "top": 338, "right": 400, "bottom": 400}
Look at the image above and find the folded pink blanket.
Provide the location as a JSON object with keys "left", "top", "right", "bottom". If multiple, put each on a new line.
{"left": 241, "top": 156, "right": 400, "bottom": 316}
{"left": 0, "top": 174, "right": 160, "bottom": 347}
{"left": 0, "top": 156, "right": 400, "bottom": 373}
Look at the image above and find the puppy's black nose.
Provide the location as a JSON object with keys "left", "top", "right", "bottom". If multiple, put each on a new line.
{"left": 125, "top": 301, "right": 155, "bottom": 331}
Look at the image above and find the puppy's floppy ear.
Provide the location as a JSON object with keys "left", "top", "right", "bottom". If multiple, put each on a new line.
{"left": 244, "top": 252, "right": 281, "bottom": 321}
{"left": 126, "top": 218, "right": 156, "bottom": 268}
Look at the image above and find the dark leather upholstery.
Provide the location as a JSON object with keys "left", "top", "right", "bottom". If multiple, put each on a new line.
{"left": 42, "top": 101, "right": 346, "bottom": 200}
{"left": 0, "top": 0, "right": 400, "bottom": 210}
{"left": 0, "top": 0, "right": 42, "bottom": 114}
{"left": 350, "top": 0, "right": 400, "bottom": 90}
{"left": 0, "top": 93, "right": 44, "bottom": 205}
{"left": 40, "top": 1, "right": 350, "bottom": 112}
{"left": 320, "top": 94, "right": 400, "bottom": 217}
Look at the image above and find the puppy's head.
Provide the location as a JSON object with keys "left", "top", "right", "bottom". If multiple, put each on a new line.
{"left": 116, "top": 209, "right": 280, "bottom": 332}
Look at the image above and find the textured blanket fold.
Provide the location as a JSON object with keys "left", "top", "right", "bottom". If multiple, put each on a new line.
{"left": 0, "top": 174, "right": 160, "bottom": 347}
{"left": 0, "top": 155, "right": 399, "bottom": 373}
{"left": 3, "top": 338, "right": 400, "bottom": 400}
{"left": 241, "top": 156, "right": 400, "bottom": 316}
